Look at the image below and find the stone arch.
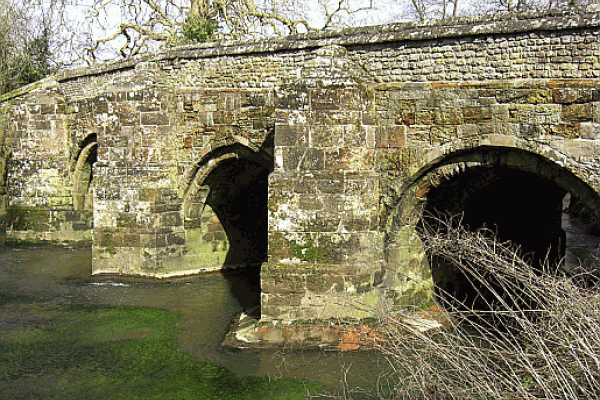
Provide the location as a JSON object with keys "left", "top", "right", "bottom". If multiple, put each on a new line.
{"left": 181, "top": 135, "right": 274, "bottom": 217}
{"left": 70, "top": 133, "right": 97, "bottom": 212}
{"left": 394, "top": 140, "right": 600, "bottom": 227}
{"left": 384, "top": 140, "right": 600, "bottom": 309}
{"left": 180, "top": 137, "right": 273, "bottom": 316}
{"left": 181, "top": 136, "right": 274, "bottom": 269}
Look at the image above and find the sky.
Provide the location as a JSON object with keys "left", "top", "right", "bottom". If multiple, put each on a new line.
{"left": 40, "top": 0, "right": 484, "bottom": 66}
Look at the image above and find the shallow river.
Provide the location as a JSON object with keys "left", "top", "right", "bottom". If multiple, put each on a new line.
{"left": 1, "top": 212, "right": 598, "bottom": 397}
{"left": 0, "top": 244, "right": 389, "bottom": 397}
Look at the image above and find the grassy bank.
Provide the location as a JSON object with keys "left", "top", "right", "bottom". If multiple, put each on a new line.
{"left": 0, "top": 301, "right": 320, "bottom": 399}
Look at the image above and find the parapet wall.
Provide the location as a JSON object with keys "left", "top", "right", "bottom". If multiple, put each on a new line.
{"left": 54, "top": 7, "right": 600, "bottom": 85}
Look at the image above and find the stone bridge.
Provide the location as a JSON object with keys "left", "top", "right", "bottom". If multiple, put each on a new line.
{"left": 2, "top": 8, "right": 600, "bottom": 321}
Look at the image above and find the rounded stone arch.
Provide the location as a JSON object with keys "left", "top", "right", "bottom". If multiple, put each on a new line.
{"left": 180, "top": 137, "right": 273, "bottom": 316}
{"left": 384, "top": 140, "right": 600, "bottom": 309}
{"left": 70, "top": 133, "right": 98, "bottom": 212}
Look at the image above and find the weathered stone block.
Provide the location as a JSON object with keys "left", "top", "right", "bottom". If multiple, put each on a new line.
{"left": 315, "top": 174, "right": 345, "bottom": 194}
{"left": 377, "top": 148, "right": 419, "bottom": 172}
{"left": 580, "top": 122, "right": 600, "bottom": 139}
{"left": 463, "top": 105, "right": 492, "bottom": 123}
{"left": 562, "top": 103, "right": 593, "bottom": 122}
{"left": 141, "top": 112, "right": 170, "bottom": 126}
{"left": 274, "top": 125, "right": 308, "bottom": 147}
{"left": 375, "top": 126, "right": 407, "bottom": 149}
{"left": 552, "top": 88, "right": 594, "bottom": 104}
{"left": 310, "top": 89, "right": 341, "bottom": 111}
{"left": 549, "top": 123, "right": 581, "bottom": 138}
{"left": 324, "top": 148, "right": 375, "bottom": 171}
{"left": 160, "top": 211, "right": 183, "bottom": 227}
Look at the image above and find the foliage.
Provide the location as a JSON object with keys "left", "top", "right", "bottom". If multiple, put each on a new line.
{"left": 0, "top": 0, "right": 58, "bottom": 95}
{"left": 0, "top": 34, "right": 54, "bottom": 95}
{"left": 165, "top": 11, "right": 219, "bottom": 47}
{"left": 80, "top": 0, "right": 375, "bottom": 62}
{"left": 383, "top": 0, "right": 595, "bottom": 23}
{"left": 181, "top": 13, "right": 218, "bottom": 43}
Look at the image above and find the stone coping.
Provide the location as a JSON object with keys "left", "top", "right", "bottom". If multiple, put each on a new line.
{"left": 54, "top": 7, "right": 600, "bottom": 83}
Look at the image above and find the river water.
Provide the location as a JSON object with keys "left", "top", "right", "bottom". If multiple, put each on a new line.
{"left": 1, "top": 212, "right": 598, "bottom": 397}
{"left": 0, "top": 244, "right": 389, "bottom": 397}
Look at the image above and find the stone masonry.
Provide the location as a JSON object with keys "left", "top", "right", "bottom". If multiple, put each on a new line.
{"left": 2, "top": 8, "right": 600, "bottom": 322}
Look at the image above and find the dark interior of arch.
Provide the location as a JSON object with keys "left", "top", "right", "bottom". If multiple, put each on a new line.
{"left": 420, "top": 166, "right": 570, "bottom": 310}
{"left": 202, "top": 157, "right": 271, "bottom": 317}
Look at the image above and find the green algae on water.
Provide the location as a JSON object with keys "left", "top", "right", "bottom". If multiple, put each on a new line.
{"left": 0, "top": 302, "right": 320, "bottom": 400}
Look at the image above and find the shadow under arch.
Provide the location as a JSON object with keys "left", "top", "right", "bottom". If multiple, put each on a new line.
{"left": 70, "top": 133, "right": 97, "bottom": 212}
{"left": 182, "top": 136, "right": 274, "bottom": 318}
{"left": 388, "top": 145, "right": 600, "bottom": 312}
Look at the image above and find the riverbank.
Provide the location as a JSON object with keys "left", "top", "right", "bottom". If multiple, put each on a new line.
{"left": 0, "top": 245, "right": 395, "bottom": 397}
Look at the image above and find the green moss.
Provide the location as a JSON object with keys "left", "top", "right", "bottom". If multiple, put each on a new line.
{"left": 290, "top": 239, "right": 331, "bottom": 263}
{"left": 5, "top": 238, "right": 45, "bottom": 246}
{"left": 526, "top": 89, "right": 552, "bottom": 104}
{"left": 116, "top": 213, "right": 137, "bottom": 228}
{"left": 361, "top": 84, "right": 375, "bottom": 100}
{"left": 0, "top": 302, "right": 321, "bottom": 399}
{"left": 395, "top": 285, "right": 435, "bottom": 308}
{"left": 6, "top": 205, "right": 50, "bottom": 231}
{"left": 267, "top": 191, "right": 291, "bottom": 213}
{"left": 416, "top": 298, "right": 437, "bottom": 311}
{"left": 0, "top": 78, "right": 46, "bottom": 103}
{"left": 380, "top": 151, "right": 407, "bottom": 171}
{"left": 103, "top": 246, "right": 117, "bottom": 255}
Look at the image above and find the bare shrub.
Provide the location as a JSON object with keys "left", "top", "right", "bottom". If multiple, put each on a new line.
{"left": 370, "top": 221, "right": 600, "bottom": 399}
{"left": 317, "top": 220, "right": 600, "bottom": 399}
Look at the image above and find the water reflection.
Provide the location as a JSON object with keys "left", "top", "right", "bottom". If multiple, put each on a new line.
{"left": 220, "top": 263, "right": 261, "bottom": 319}
{"left": 0, "top": 245, "right": 387, "bottom": 395}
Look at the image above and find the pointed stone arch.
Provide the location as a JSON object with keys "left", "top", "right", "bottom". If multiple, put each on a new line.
{"left": 180, "top": 136, "right": 274, "bottom": 273}
{"left": 70, "top": 133, "right": 98, "bottom": 212}
{"left": 383, "top": 141, "right": 600, "bottom": 310}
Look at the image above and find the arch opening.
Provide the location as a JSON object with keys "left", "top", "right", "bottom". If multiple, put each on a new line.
{"left": 206, "top": 158, "right": 269, "bottom": 317}
{"left": 203, "top": 158, "right": 271, "bottom": 268}
{"left": 423, "top": 167, "right": 567, "bottom": 270}
{"left": 183, "top": 140, "right": 273, "bottom": 319}
{"left": 409, "top": 148, "right": 600, "bottom": 312}
{"left": 72, "top": 136, "right": 97, "bottom": 212}
{"left": 420, "top": 166, "right": 567, "bottom": 310}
